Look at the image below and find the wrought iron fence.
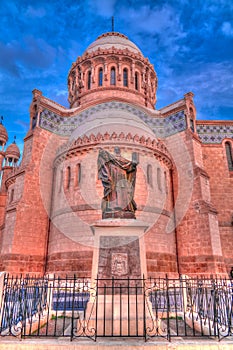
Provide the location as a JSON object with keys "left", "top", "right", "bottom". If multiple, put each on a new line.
{"left": 0, "top": 274, "right": 232, "bottom": 342}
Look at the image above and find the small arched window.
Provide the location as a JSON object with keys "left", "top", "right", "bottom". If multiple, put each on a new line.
{"left": 123, "top": 68, "right": 128, "bottom": 87}
{"left": 10, "top": 188, "right": 14, "bottom": 203}
{"left": 32, "top": 105, "right": 37, "bottom": 130}
{"left": 87, "top": 70, "right": 91, "bottom": 90}
{"left": 135, "top": 72, "right": 139, "bottom": 90}
{"left": 110, "top": 67, "right": 116, "bottom": 85}
{"left": 157, "top": 168, "right": 162, "bottom": 191}
{"left": 98, "top": 68, "right": 103, "bottom": 87}
{"left": 225, "top": 142, "right": 233, "bottom": 170}
{"left": 147, "top": 164, "right": 153, "bottom": 187}
{"left": 189, "top": 107, "right": 195, "bottom": 132}
{"left": 65, "top": 166, "right": 71, "bottom": 189}
{"left": 164, "top": 171, "right": 168, "bottom": 194}
{"left": 75, "top": 163, "right": 81, "bottom": 187}
{"left": 32, "top": 114, "right": 37, "bottom": 129}
{"left": 59, "top": 169, "right": 63, "bottom": 192}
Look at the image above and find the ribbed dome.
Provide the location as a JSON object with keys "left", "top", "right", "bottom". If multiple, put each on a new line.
{"left": 5, "top": 142, "right": 20, "bottom": 160}
{"left": 0, "top": 124, "right": 8, "bottom": 144}
{"left": 85, "top": 32, "right": 142, "bottom": 55}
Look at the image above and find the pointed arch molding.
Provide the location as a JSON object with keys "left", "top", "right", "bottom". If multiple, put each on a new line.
{"left": 54, "top": 132, "right": 173, "bottom": 169}
{"left": 39, "top": 101, "right": 187, "bottom": 138}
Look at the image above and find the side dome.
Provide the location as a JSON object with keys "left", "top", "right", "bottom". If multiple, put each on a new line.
{"left": 5, "top": 142, "right": 20, "bottom": 160}
{"left": 68, "top": 32, "right": 158, "bottom": 110}
{"left": 0, "top": 123, "right": 8, "bottom": 146}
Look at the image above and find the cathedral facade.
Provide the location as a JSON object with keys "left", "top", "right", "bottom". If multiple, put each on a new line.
{"left": 0, "top": 32, "right": 232, "bottom": 277}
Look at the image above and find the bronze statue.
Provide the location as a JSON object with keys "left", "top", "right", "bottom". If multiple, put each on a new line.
{"left": 98, "top": 147, "right": 138, "bottom": 219}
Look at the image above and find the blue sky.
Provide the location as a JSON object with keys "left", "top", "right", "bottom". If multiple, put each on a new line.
{"left": 0, "top": 0, "right": 233, "bottom": 150}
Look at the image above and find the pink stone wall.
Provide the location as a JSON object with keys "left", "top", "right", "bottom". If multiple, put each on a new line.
{"left": 166, "top": 130, "right": 226, "bottom": 276}
{"left": 0, "top": 128, "right": 64, "bottom": 274}
{"left": 202, "top": 143, "right": 233, "bottom": 275}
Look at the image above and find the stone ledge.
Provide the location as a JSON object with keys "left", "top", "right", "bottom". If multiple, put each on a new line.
{"left": 0, "top": 338, "right": 233, "bottom": 350}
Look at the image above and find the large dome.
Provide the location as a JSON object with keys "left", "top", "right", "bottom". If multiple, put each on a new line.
{"left": 85, "top": 32, "right": 142, "bottom": 55}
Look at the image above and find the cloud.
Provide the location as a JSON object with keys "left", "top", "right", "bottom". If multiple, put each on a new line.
{"left": 15, "top": 119, "right": 30, "bottom": 132}
{"left": 0, "top": 0, "right": 232, "bottom": 139}
{"left": 116, "top": 3, "right": 187, "bottom": 59}
{"left": 157, "top": 59, "right": 233, "bottom": 120}
{"left": 124, "top": 4, "right": 184, "bottom": 35}
{"left": 0, "top": 36, "right": 56, "bottom": 77}
{"left": 25, "top": 5, "right": 46, "bottom": 18}
{"left": 88, "top": 0, "right": 117, "bottom": 17}
{"left": 221, "top": 22, "right": 233, "bottom": 37}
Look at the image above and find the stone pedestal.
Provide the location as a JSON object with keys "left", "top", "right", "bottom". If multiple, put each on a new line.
{"left": 91, "top": 219, "right": 148, "bottom": 280}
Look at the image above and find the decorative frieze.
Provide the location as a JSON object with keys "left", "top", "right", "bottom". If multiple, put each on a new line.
{"left": 40, "top": 101, "right": 187, "bottom": 139}
{"left": 196, "top": 124, "right": 233, "bottom": 144}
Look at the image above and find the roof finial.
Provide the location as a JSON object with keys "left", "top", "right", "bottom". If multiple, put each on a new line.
{"left": 0, "top": 116, "right": 3, "bottom": 124}
{"left": 13, "top": 135, "right": 16, "bottom": 144}
{"left": 112, "top": 16, "right": 114, "bottom": 32}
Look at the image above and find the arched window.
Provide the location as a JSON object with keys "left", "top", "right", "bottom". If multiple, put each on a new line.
{"left": 75, "top": 163, "right": 81, "bottom": 187}
{"left": 32, "top": 114, "right": 37, "bottom": 129}
{"left": 147, "top": 164, "right": 153, "bottom": 187}
{"left": 189, "top": 107, "right": 195, "bottom": 132}
{"left": 59, "top": 169, "right": 63, "bottom": 192}
{"left": 135, "top": 72, "right": 139, "bottom": 90}
{"left": 65, "top": 166, "right": 71, "bottom": 189}
{"left": 123, "top": 68, "right": 128, "bottom": 87}
{"left": 98, "top": 68, "right": 103, "bottom": 86}
{"left": 157, "top": 168, "right": 162, "bottom": 191}
{"left": 110, "top": 67, "right": 116, "bottom": 85}
{"left": 225, "top": 142, "right": 233, "bottom": 170}
{"left": 164, "top": 171, "right": 168, "bottom": 194}
{"left": 87, "top": 70, "right": 91, "bottom": 90}
{"left": 32, "top": 105, "right": 37, "bottom": 130}
{"left": 10, "top": 188, "right": 14, "bottom": 203}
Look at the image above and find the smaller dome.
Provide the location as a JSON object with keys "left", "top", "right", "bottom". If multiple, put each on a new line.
{"left": 0, "top": 124, "right": 8, "bottom": 144}
{"left": 5, "top": 142, "right": 20, "bottom": 160}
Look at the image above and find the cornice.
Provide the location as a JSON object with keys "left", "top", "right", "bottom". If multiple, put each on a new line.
{"left": 72, "top": 47, "right": 154, "bottom": 70}
{"left": 196, "top": 120, "right": 233, "bottom": 126}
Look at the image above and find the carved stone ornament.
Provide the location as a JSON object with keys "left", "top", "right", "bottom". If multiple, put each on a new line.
{"left": 111, "top": 253, "right": 128, "bottom": 276}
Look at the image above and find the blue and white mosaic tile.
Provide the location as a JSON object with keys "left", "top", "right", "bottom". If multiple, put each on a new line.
{"left": 39, "top": 102, "right": 187, "bottom": 138}
{"left": 196, "top": 124, "right": 233, "bottom": 144}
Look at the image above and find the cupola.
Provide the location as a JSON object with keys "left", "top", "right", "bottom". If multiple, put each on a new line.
{"left": 68, "top": 32, "right": 158, "bottom": 110}
{"left": 5, "top": 139, "right": 20, "bottom": 166}
{"left": 0, "top": 121, "right": 8, "bottom": 150}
